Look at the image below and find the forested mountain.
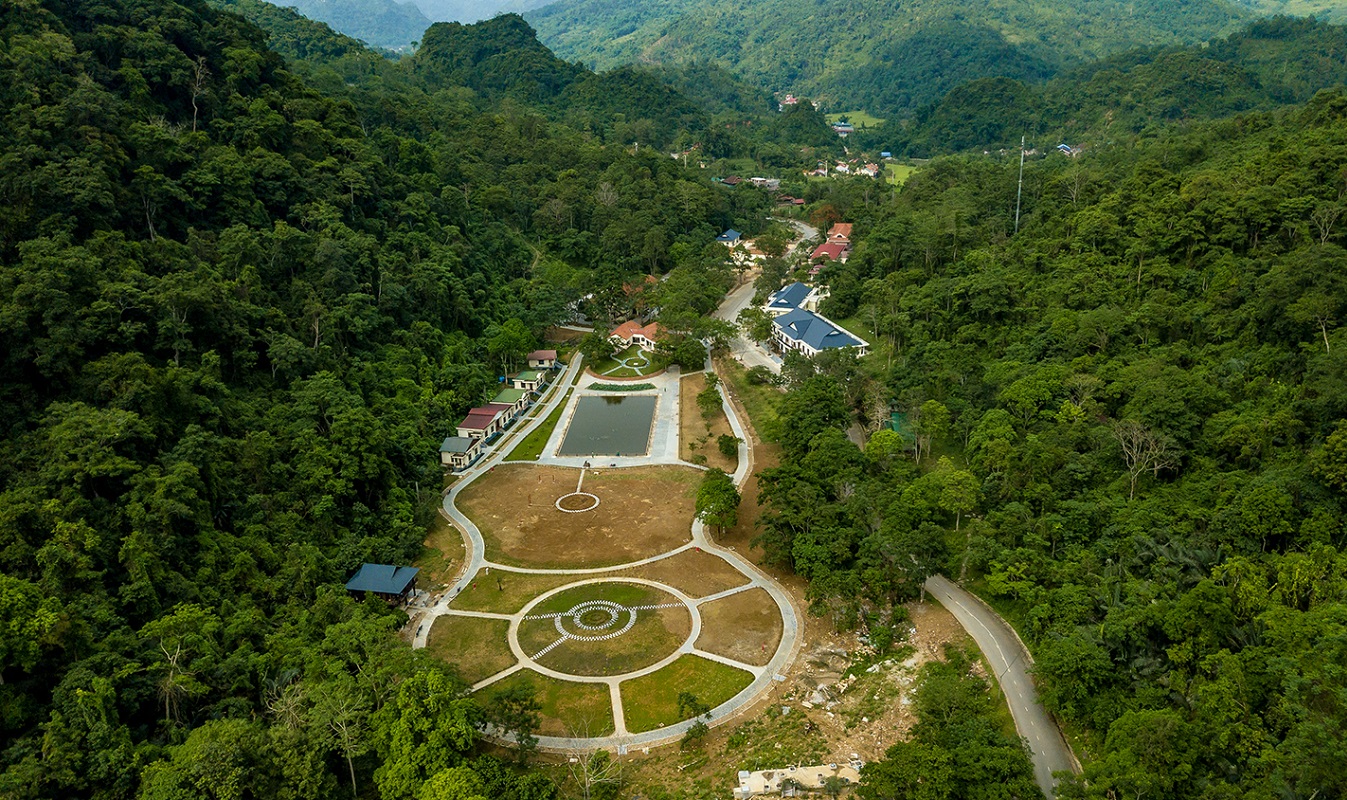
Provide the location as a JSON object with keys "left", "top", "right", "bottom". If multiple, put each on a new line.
{"left": 0, "top": 0, "right": 755, "bottom": 797}
{"left": 1235, "top": 0, "right": 1347, "bottom": 21}
{"left": 526, "top": 0, "right": 1253, "bottom": 118}
{"left": 755, "top": 88, "right": 1347, "bottom": 798}
{"left": 284, "top": 0, "right": 431, "bottom": 49}
{"left": 410, "top": 0, "right": 554, "bottom": 24}
{"left": 873, "top": 15, "right": 1347, "bottom": 156}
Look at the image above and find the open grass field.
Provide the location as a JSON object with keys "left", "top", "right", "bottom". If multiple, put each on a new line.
{"left": 485, "top": 669, "right": 615, "bottom": 737}
{"left": 616, "top": 549, "right": 750, "bottom": 599}
{"left": 450, "top": 569, "right": 579, "bottom": 614}
{"left": 621, "top": 655, "right": 755, "bottom": 733}
{"left": 424, "top": 616, "right": 515, "bottom": 684}
{"left": 695, "top": 588, "right": 783, "bottom": 667}
{"left": 415, "top": 511, "right": 467, "bottom": 591}
{"left": 504, "top": 389, "right": 572, "bottom": 461}
{"left": 826, "top": 110, "right": 885, "bottom": 127}
{"left": 518, "top": 582, "right": 691, "bottom": 677}
{"left": 886, "top": 163, "right": 916, "bottom": 185}
{"left": 457, "top": 464, "right": 698, "bottom": 568}
{"left": 679, "top": 372, "right": 738, "bottom": 473}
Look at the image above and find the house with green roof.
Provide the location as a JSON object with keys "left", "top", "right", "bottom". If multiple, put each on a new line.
{"left": 510, "top": 370, "right": 547, "bottom": 392}
{"left": 492, "top": 386, "right": 530, "bottom": 417}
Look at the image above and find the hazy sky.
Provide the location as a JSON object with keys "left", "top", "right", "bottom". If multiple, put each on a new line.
{"left": 409, "top": 0, "right": 554, "bottom": 23}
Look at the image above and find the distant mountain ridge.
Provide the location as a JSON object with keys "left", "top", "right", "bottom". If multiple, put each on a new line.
{"left": 284, "top": 0, "right": 430, "bottom": 48}
{"left": 525, "top": 0, "right": 1261, "bottom": 117}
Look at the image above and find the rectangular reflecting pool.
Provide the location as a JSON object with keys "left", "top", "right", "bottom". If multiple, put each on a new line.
{"left": 558, "top": 395, "right": 657, "bottom": 456}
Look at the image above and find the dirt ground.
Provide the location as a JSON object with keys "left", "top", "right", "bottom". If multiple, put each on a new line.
{"left": 615, "top": 548, "right": 751, "bottom": 599}
{"left": 680, "top": 372, "right": 739, "bottom": 473}
{"left": 695, "top": 588, "right": 784, "bottom": 667}
{"left": 424, "top": 615, "right": 516, "bottom": 685}
{"left": 544, "top": 326, "right": 586, "bottom": 344}
{"left": 457, "top": 464, "right": 698, "bottom": 568}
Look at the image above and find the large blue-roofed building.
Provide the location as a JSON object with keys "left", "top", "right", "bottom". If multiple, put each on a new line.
{"left": 346, "top": 563, "right": 420, "bottom": 603}
{"left": 765, "top": 281, "right": 815, "bottom": 315}
{"left": 772, "top": 307, "right": 868, "bottom": 357}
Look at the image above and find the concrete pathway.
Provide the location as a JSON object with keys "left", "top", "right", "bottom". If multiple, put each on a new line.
{"left": 924, "top": 575, "right": 1080, "bottom": 797}
{"left": 415, "top": 352, "right": 801, "bottom": 752}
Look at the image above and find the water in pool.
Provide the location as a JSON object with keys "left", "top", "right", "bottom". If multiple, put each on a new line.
{"left": 558, "top": 395, "right": 657, "bottom": 456}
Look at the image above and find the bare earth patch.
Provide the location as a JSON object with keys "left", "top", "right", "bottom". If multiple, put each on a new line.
{"left": 680, "top": 372, "right": 739, "bottom": 473}
{"left": 695, "top": 587, "right": 783, "bottom": 667}
{"left": 457, "top": 464, "right": 698, "bottom": 568}
{"left": 425, "top": 616, "right": 515, "bottom": 685}
{"left": 616, "top": 548, "right": 751, "bottom": 599}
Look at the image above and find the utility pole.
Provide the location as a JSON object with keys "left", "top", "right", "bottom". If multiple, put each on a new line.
{"left": 1014, "top": 135, "right": 1026, "bottom": 234}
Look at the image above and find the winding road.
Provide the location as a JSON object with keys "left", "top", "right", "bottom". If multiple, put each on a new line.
{"left": 924, "top": 575, "right": 1079, "bottom": 797}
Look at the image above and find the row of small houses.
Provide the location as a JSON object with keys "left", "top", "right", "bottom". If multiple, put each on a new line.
{"left": 438, "top": 349, "right": 560, "bottom": 471}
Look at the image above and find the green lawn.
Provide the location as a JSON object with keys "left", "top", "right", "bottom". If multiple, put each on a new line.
{"left": 621, "top": 655, "right": 754, "bottom": 733}
{"left": 886, "top": 163, "right": 916, "bottom": 185}
{"left": 826, "top": 110, "right": 885, "bottom": 128}
{"left": 519, "top": 583, "right": 689, "bottom": 677}
{"left": 587, "top": 345, "right": 656, "bottom": 378}
{"left": 484, "top": 669, "right": 615, "bottom": 738}
{"left": 424, "top": 616, "right": 515, "bottom": 685}
{"left": 450, "top": 568, "right": 578, "bottom": 614}
{"left": 590, "top": 382, "right": 655, "bottom": 392}
{"left": 504, "top": 389, "right": 571, "bottom": 461}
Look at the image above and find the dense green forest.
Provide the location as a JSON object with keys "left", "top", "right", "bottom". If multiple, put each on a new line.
{"left": 866, "top": 15, "right": 1347, "bottom": 156}
{"left": 0, "top": 1, "right": 760, "bottom": 797}
{"left": 751, "top": 90, "right": 1347, "bottom": 798}
{"left": 526, "top": 0, "right": 1252, "bottom": 118}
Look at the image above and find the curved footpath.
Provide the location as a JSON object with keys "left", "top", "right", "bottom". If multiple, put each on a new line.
{"left": 923, "top": 575, "right": 1080, "bottom": 797}
{"left": 417, "top": 354, "right": 801, "bottom": 752}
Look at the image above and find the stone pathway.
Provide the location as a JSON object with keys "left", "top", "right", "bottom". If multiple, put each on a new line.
{"left": 414, "top": 353, "right": 801, "bottom": 751}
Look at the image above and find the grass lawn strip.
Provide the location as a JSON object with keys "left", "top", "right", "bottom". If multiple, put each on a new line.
{"left": 679, "top": 372, "right": 738, "bottom": 472}
{"left": 621, "top": 655, "right": 754, "bottom": 733}
{"left": 714, "top": 356, "right": 783, "bottom": 443}
{"left": 694, "top": 587, "right": 784, "bottom": 667}
{"left": 424, "top": 616, "right": 515, "bottom": 685}
{"left": 616, "top": 548, "right": 750, "bottom": 599}
{"left": 415, "top": 512, "right": 467, "bottom": 590}
{"left": 590, "top": 382, "right": 655, "bottom": 391}
{"left": 517, "top": 583, "right": 691, "bottom": 677}
{"left": 504, "top": 388, "right": 572, "bottom": 461}
{"left": 449, "top": 569, "right": 578, "bottom": 614}
{"left": 484, "top": 669, "right": 615, "bottom": 738}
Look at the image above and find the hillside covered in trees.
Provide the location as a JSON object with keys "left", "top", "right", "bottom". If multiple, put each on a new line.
{"left": 753, "top": 88, "right": 1347, "bottom": 798}
{"left": 526, "top": 0, "right": 1255, "bottom": 118}
{"left": 865, "top": 15, "right": 1347, "bottom": 156}
{"left": 0, "top": 1, "right": 758, "bottom": 797}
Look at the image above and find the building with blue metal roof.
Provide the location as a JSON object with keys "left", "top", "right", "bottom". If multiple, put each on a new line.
{"left": 771, "top": 307, "right": 868, "bottom": 358}
{"left": 345, "top": 563, "right": 420, "bottom": 603}
{"left": 765, "top": 281, "right": 815, "bottom": 315}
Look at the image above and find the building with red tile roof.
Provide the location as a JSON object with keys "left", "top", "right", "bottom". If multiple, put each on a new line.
{"left": 609, "top": 320, "right": 666, "bottom": 351}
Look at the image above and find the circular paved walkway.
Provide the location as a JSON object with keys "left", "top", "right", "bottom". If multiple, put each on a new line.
{"left": 414, "top": 355, "right": 800, "bottom": 752}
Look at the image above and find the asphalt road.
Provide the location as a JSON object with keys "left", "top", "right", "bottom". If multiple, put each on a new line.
{"left": 924, "top": 575, "right": 1079, "bottom": 798}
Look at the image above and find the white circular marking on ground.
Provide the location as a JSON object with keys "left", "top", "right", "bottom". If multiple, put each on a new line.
{"left": 522, "top": 596, "right": 686, "bottom": 658}
{"left": 555, "top": 492, "right": 600, "bottom": 512}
